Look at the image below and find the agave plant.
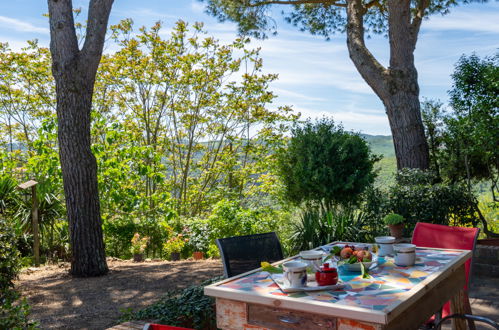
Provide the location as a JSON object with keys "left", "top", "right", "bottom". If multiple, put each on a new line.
{"left": 14, "top": 189, "right": 66, "bottom": 256}
{"left": 290, "top": 204, "right": 372, "bottom": 253}
{"left": 0, "top": 175, "right": 17, "bottom": 215}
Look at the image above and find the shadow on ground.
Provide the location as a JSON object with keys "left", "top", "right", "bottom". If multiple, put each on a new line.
{"left": 17, "top": 259, "right": 223, "bottom": 329}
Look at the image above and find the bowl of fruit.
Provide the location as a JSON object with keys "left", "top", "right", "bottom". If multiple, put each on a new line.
{"left": 335, "top": 244, "right": 376, "bottom": 272}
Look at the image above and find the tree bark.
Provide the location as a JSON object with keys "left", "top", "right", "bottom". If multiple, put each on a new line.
{"left": 48, "top": 0, "right": 114, "bottom": 276}
{"left": 346, "top": 0, "right": 429, "bottom": 170}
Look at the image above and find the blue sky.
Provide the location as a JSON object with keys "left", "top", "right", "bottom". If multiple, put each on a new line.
{"left": 1, "top": 1, "right": 498, "bottom": 135}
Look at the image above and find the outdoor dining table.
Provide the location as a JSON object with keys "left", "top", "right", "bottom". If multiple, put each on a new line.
{"left": 204, "top": 242, "right": 472, "bottom": 330}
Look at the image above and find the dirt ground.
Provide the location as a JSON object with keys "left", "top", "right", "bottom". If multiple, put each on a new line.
{"left": 16, "top": 258, "right": 223, "bottom": 330}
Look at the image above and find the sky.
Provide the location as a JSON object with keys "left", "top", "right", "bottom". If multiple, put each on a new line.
{"left": 0, "top": 0, "right": 498, "bottom": 135}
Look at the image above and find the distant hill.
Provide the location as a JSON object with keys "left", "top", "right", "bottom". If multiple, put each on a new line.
{"left": 360, "top": 134, "right": 396, "bottom": 187}
{"left": 360, "top": 134, "right": 395, "bottom": 158}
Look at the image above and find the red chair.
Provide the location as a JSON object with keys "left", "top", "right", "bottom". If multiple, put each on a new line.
{"left": 143, "top": 324, "right": 192, "bottom": 330}
{"left": 411, "top": 222, "right": 480, "bottom": 327}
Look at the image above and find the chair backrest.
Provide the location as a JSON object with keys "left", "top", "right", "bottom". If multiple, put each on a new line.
{"left": 216, "top": 232, "right": 284, "bottom": 278}
{"left": 411, "top": 222, "right": 480, "bottom": 289}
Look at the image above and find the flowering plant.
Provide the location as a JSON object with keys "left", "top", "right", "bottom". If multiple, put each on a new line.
{"left": 182, "top": 218, "right": 211, "bottom": 253}
{"left": 130, "top": 233, "right": 149, "bottom": 254}
{"left": 164, "top": 233, "right": 188, "bottom": 255}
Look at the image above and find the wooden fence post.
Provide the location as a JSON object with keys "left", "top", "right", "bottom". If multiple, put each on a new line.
{"left": 18, "top": 180, "right": 39, "bottom": 266}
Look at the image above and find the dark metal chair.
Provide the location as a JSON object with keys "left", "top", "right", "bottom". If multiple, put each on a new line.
{"left": 435, "top": 314, "right": 499, "bottom": 330}
{"left": 216, "top": 232, "right": 284, "bottom": 278}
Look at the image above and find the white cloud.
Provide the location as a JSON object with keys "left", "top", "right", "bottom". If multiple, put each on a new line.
{"left": 272, "top": 88, "right": 327, "bottom": 102}
{"left": 294, "top": 106, "right": 390, "bottom": 135}
{"left": 190, "top": 1, "right": 205, "bottom": 14}
{"left": 424, "top": 11, "right": 499, "bottom": 34}
{"left": 0, "top": 16, "right": 49, "bottom": 34}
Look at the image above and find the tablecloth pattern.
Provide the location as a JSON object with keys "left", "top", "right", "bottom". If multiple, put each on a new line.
{"left": 218, "top": 247, "right": 465, "bottom": 311}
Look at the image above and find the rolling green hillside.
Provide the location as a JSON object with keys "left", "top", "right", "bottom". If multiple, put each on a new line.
{"left": 361, "top": 134, "right": 397, "bottom": 187}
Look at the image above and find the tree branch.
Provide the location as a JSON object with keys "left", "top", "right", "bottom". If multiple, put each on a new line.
{"left": 364, "top": 0, "right": 382, "bottom": 10}
{"left": 81, "top": 0, "right": 114, "bottom": 74}
{"left": 410, "top": 0, "right": 429, "bottom": 47}
{"left": 346, "top": 0, "right": 388, "bottom": 99}
{"left": 250, "top": 0, "right": 347, "bottom": 8}
{"left": 47, "top": 0, "right": 79, "bottom": 68}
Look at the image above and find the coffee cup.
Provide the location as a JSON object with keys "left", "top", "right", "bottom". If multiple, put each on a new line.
{"left": 393, "top": 243, "right": 416, "bottom": 266}
{"left": 375, "top": 236, "right": 396, "bottom": 257}
{"left": 299, "top": 250, "right": 323, "bottom": 272}
{"left": 282, "top": 261, "right": 307, "bottom": 288}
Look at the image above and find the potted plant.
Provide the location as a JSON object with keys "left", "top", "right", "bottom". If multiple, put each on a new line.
{"left": 130, "top": 233, "right": 149, "bottom": 262}
{"left": 184, "top": 220, "right": 210, "bottom": 260}
{"left": 383, "top": 213, "right": 405, "bottom": 239}
{"left": 164, "top": 233, "right": 188, "bottom": 261}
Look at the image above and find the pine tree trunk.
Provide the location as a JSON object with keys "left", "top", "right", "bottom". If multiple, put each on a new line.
{"left": 384, "top": 72, "right": 429, "bottom": 169}
{"left": 48, "top": 0, "right": 114, "bottom": 276}
{"left": 56, "top": 75, "right": 108, "bottom": 276}
{"left": 346, "top": 0, "right": 430, "bottom": 170}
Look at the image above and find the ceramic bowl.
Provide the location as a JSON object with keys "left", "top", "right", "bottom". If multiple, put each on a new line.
{"left": 341, "top": 253, "right": 378, "bottom": 272}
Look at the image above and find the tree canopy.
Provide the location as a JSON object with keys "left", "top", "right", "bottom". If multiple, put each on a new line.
{"left": 203, "top": 0, "right": 471, "bottom": 39}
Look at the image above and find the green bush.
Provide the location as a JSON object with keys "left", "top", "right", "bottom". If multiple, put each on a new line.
{"left": 183, "top": 217, "right": 211, "bottom": 254}
{"left": 0, "top": 218, "right": 37, "bottom": 329}
{"left": 277, "top": 118, "right": 379, "bottom": 208}
{"left": 208, "top": 199, "right": 281, "bottom": 238}
{"left": 103, "top": 215, "right": 171, "bottom": 259}
{"left": 386, "top": 169, "right": 477, "bottom": 234}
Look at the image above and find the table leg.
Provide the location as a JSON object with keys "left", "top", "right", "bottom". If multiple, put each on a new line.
{"left": 450, "top": 289, "right": 467, "bottom": 330}
{"left": 463, "top": 291, "right": 476, "bottom": 330}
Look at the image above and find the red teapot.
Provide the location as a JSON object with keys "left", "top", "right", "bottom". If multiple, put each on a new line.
{"left": 315, "top": 263, "right": 338, "bottom": 286}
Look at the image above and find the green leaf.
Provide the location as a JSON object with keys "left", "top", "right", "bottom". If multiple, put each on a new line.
{"left": 360, "top": 262, "right": 371, "bottom": 279}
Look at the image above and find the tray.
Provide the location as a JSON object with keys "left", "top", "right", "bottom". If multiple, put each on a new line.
{"left": 269, "top": 273, "right": 345, "bottom": 293}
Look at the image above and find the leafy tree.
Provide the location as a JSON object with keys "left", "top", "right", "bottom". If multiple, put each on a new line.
{"left": 444, "top": 53, "right": 499, "bottom": 197}
{"left": 277, "top": 118, "right": 378, "bottom": 208}
{"left": 421, "top": 98, "right": 444, "bottom": 178}
{"left": 94, "top": 20, "right": 297, "bottom": 216}
{"left": 424, "top": 52, "right": 499, "bottom": 238}
{"left": 47, "top": 0, "right": 114, "bottom": 276}
{"left": 0, "top": 41, "right": 54, "bottom": 155}
{"left": 201, "top": 0, "right": 487, "bottom": 170}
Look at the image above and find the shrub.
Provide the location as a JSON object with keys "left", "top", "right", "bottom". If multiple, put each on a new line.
{"left": 383, "top": 213, "right": 405, "bottom": 226}
{"left": 386, "top": 169, "right": 477, "bottom": 234}
{"left": 208, "top": 199, "right": 281, "bottom": 239}
{"left": 183, "top": 217, "right": 211, "bottom": 254}
{"left": 0, "top": 218, "right": 37, "bottom": 329}
{"left": 277, "top": 118, "right": 379, "bottom": 208}
{"left": 103, "top": 215, "right": 169, "bottom": 259}
{"left": 163, "top": 233, "right": 188, "bottom": 256}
